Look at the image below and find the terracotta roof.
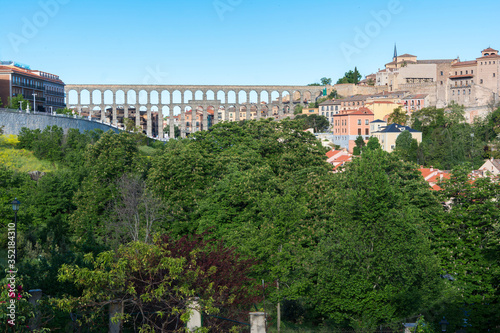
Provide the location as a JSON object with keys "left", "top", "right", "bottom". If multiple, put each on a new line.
{"left": 398, "top": 53, "right": 417, "bottom": 58}
{"left": 477, "top": 54, "right": 500, "bottom": 59}
{"left": 335, "top": 155, "right": 351, "bottom": 162}
{"left": 482, "top": 47, "right": 498, "bottom": 53}
{"left": 326, "top": 150, "right": 340, "bottom": 158}
{"left": 452, "top": 60, "right": 477, "bottom": 67}
{"left": 402, "top": 94, "right": 428, "bottom": 100}
{"left": 417, "top": 59, "right": 455, "bottom": 64}
{"left": 366, "top": 100, "right": 400, "bottom": 104}
{"left": 0, "top": 65, "right": 64, "bottom": 84}
{"left": 449, "top": 74, "right": 474, "bottom": 79}
{"left": 319, "top": 99, "right": 340, "bottom": 106}
{"left": 333, "top": 107, "right": 373, "bottom": 116}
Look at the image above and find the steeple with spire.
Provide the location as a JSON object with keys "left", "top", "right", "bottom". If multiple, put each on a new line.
{"left": 393, "top": 44, "right": 398, "bottom": 68}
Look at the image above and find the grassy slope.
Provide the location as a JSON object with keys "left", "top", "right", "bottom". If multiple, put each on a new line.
{"left": 0, "top": 135, "right": 60, "bottom": 172}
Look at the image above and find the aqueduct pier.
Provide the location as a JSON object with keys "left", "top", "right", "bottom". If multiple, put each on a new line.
{"left": 65, "top": 85, "right": 324, "bottom": 138}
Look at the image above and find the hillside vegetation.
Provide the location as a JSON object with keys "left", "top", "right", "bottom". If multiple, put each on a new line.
{"left": 0, "top": 116, "right": 499, "bottom": 332}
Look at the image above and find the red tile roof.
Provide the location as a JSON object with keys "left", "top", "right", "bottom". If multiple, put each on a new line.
{"left": 449, "top": 74, "right": 474, "bottom": 79}
{"left": 452, "top": 60, "right": 477, "bottom": 67}
{"left": 0, "top": 65, "right": 64, "bottom": 84}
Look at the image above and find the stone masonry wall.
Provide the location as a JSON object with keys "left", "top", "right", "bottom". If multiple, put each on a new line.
{"left": 0, "top": 109, "right": 121, "bottom": 135}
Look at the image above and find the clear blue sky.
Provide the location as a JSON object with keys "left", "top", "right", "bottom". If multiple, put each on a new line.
{"left": 1, "top": 0, "right": 499, "bottom": 86}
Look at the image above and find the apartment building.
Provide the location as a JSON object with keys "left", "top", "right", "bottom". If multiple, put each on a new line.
{"left": 0, "top": 61, "right": 65, "bottom": 112}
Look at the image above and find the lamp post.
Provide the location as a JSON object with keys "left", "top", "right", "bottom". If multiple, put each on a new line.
{"left": 32, "top": 93, "right": 37, "bottom": 112}
{"left": 11, "top": 198, "right": 21, "bottom": 263}
{"left": 439, "top": 317, "right": 449, "bottom": 332}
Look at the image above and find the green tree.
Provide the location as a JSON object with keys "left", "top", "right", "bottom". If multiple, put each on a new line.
{"left": 294, "top": 105, "right": 303, "bottom": 115}
{"left": 320, "top": 77, "right": 332, "bottom": 86}
{"left": 432, "top": 165, "right": 500, "bottom": 332}
{"left": 70, "top": 131, "right": 145, "bottom": 242}
{"left": 354, "top": 135, "right": 365, "bottom": 150}
{"left": 164, "top": 124, "right": 180, "bottom": 138}
{"left": 294, "top": 114, "right": 330, "bottom": 132}
{"left": 8, "top": 94, "right": 30, "bottom": 110}
{"left": 54, "top": 107, "right": 74, "bottom": 116}
{"left": 388, "top": 106, "right": 409, "bottom": 125}
{"left": 394, "top": 130, "right": 418, "bottom": 162}
{"left": 336, "top": 67, "right": 362, "bottom": 84}
{"left": 57, "top": 236, "right": 257, "bottom": 332}
{"left": 365, "top": 136, "right": 381, "bottom": 151}
{"left": 307, "top": 149, "right": 443, "bottom": 329}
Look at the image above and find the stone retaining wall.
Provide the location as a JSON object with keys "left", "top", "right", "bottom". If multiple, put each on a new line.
{"left": 0, "top": 109, "right": 121, "bottom": 135}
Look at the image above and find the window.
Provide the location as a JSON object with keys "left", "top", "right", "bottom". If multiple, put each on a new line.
{"left": 365, "top": 128, "right": 369, "bottom": 135}
{"left": 440, "top": 71, "right": 444, "bottom": 76}
{"left": 391, "top": 145, "right": 395, "bottom": 150}
{"left": 460, "top": 71, "right": 463, "bottom": 75}
{"left": 466, "top": 70, "right": 468, "bottom": 74}
{"left": 455, "top": 71, "right": 457, "bottom": 75}
{"left": 471, "top": 70, "right": 474, "bottom": 74}
{"left": 365, "top": 119, "right": 369, "bottom": 125}
{"left": 357, "top": 119, "right": 361, "bottom": 125}
{"left": 480, "top": 79, "right": 484, "bottom": 84}
{"left": 469, "top": 89, "right": 471, "bottom": 95}
{"left": 358, "top": 129, "right": 362, "bottom": 135}
{"left": 452, "top": 90, "right": 455, "bottom": 95}
{"left": 494, "top": 73, "right": 496, "bottom": 77}
{"left": 441, "top": 81, "right": 443, "bottom": 85}
{"left": 458, "top": 90, "right": 460, "bottom": 95}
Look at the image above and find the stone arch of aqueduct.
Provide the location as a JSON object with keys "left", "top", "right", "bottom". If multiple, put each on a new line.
{"left": 65, "top": 85, "right": 324, "bottom": 138}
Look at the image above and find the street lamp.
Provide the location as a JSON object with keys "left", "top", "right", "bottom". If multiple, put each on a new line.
{"left": 11, "top": 198, "right": 21, "bottom": 263}
{"left": 32, "top": 93, "right": 37, "bottom": 112}
{"left": 439, "top": 317, "right": 449, "bottom": 332}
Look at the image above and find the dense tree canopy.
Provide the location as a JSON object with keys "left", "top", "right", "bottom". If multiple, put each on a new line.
{"left": 1, "top": 115, "right": 499, "bottom": 331}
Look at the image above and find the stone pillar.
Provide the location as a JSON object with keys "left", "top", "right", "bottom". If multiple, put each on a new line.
{"left": 124, "top": 105, "right": 128, "bottom": 120}
{"left": 158, "top": 107, "right": 164, "bottom": 139}
{"left": 186, "top": 298, "right": 202, "bottom": 332}
{"left": 246, "top": 104, "right": 251, "bottom": 120}
{"left": 146, "top": 104, "right": 152, "bottom": 137}
{"left": 191, "top": 108, "right": 196, "bottom": 134}
{"left": 100, "top": 105, "right": 105, "bottom": 122}
{"left": 112, "top": 104, "right": 117, "bottom": 126}
{"left": 135, "top": 105, "right": 141, "bottom": 129}
{"left": 180, "top": 106, "right": 186, "bottom": 138}
{"left": 109, "top": 301, "right": 123, "bottom": 333}
{"left": 28, "top": 289, "right": 42, "bottom": 330}
{"left": 250, "top": 312, "right": 266, "bottom": 333}
{"left": 202, "top": 107, "right": 208, "bottom": 131}
{"left": 235, "top": 105, "right": 240, "bottom": 121}
{"left": 224, "top": 105, "right": 229, "bottom": 122}
{"left": 169, "top": 109, "right": 175, "bottom": 139}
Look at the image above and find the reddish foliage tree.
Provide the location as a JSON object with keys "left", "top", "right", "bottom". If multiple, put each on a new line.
{"left": 159, "top": 232, "right": 260, "bottom": 331}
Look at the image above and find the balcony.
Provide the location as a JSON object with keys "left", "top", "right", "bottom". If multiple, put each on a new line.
{"left": 45, "top": 90, "right": 65, "bottom": 97}
{"left": 12, "top": 81, "right": 44, "bottom": 90}
{"left": 12, "top": 93, "right": 46, "bottom": 102}
{"left": 46, "top": 102, "right": 67, "bottom": 108}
